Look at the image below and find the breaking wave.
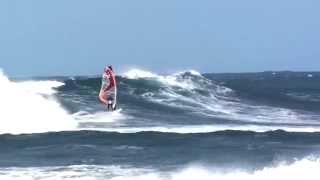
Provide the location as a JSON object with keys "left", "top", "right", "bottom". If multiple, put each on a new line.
{"left": 0, "top": 70, "right": 77, "bottom": 134}
{"left": 119, "top": 69, "right": 320, "bottom": 126}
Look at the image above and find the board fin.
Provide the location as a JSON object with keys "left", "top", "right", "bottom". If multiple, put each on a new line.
{"left": 112, "top": 103, "right": 117, "bottom": 111}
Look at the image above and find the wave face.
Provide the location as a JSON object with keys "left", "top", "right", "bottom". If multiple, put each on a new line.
{"left": 1, "top": 69, "right": 320, "bottom": 179}
{"left": 55, "top": 69, "right": 320, "bottom": 133}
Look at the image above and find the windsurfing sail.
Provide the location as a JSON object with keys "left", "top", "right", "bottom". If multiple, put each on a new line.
{"left": 101, "top": 65, "right": 118, "bottom": 111}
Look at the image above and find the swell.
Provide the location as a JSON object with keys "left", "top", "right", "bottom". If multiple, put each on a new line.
{"left": 204, "top": 72, "right": 320, "bottom": 112}
{"left": 2, "top": 130, "right": 320, "bottom": 145}
{"left": 0, "top": 130, "right": 320, "bottom": 168}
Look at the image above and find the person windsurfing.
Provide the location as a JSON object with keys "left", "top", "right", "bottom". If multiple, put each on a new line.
{"left": 99, "top": 65, "right": 117, "bottom": 111}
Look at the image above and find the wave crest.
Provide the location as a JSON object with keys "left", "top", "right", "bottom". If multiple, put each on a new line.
{"left": 120, "top": 68, "right": 320, "bottom": 127}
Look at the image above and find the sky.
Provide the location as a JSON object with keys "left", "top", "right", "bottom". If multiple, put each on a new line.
{"left": 0, "top": 0, "right": 320, "bottom": 77}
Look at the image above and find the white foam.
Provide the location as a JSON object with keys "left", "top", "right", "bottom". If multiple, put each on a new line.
{"left": 0, "top": 157, "right": 319, "bottom": 180}
{"left": 113, "top": 157, "right": 320, "bottom": 180}
{"left": 122, "top": 68, "right": 202, "bottom": 90}
{"left": 122, "top": 68, "right": 201, "bottom": 80}
{"left": 122, "top": 69, "right": 159, "bottom": 79}
{"left": 17, "top": 80, "right": 65, "bottom": 95}
{"left": 169, "top": 158, "right": 320, "bottom": 180}
{"left": 172, "top": 69, "right": 202, "bottom": 77}
{"left": 82, "top": 124, "right": 320, "bottom": 134}
{"left": 74, "top": 109, "right": 126, "bottom": 123}
{"left": 0, "top": 165, "right": 154, "bottom": 180}
{"left": 0, "top": 70, "right": 77, "bottom": 135}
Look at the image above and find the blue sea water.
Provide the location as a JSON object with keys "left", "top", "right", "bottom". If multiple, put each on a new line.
{"left": 0, "top": 69, "right": 320, "bottom": 179}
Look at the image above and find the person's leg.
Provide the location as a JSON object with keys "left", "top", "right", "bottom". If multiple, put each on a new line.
{"left": 107, "top": 103, "right": 112, "bottom": 111}
{"left": 107, "top": 94, "right": 114, "bottom": 111}
{"left": 98, "top": 89, "right": 108, "bottom": 105}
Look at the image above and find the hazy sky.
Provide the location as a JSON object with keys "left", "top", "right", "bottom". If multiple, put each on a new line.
{"left": 0, "top": 0, "right": 319, "bottom": 76}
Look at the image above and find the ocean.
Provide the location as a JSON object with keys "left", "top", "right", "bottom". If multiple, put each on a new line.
{"left": 1, "top": 69, "right": 320, "bottom": 179}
